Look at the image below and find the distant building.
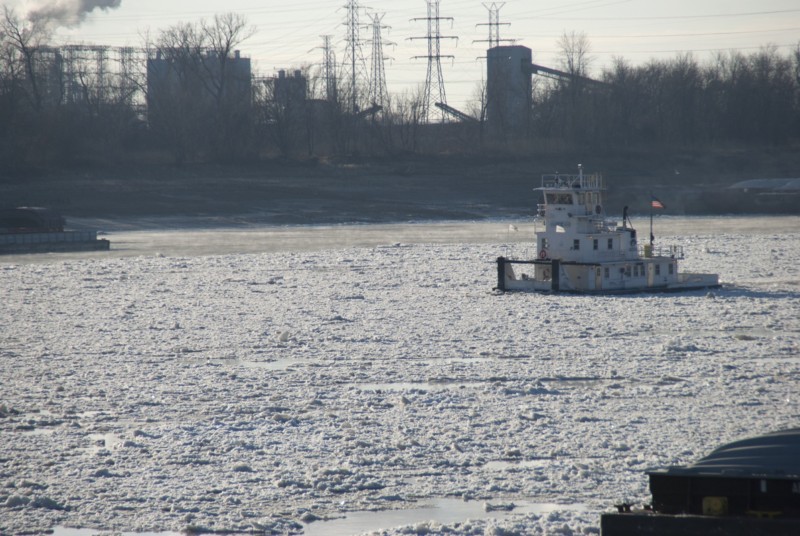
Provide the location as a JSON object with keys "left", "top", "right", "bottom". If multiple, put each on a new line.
{"left": 273, "top": 69, "right": 307, "bottom": 107}
{"left": 146, "top": 48, "right": 252, "bottom": 124}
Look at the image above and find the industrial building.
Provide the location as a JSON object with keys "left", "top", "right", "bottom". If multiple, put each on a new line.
{"left": 486, "top": 45, "right": 532, "bottom": 136}
{"left": 146, "top": 48, "right": 252, "bottom": 124}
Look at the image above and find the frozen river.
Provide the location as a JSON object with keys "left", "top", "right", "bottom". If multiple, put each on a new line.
{"left": 2, "top": 216, "right": 799, "bottom": 535}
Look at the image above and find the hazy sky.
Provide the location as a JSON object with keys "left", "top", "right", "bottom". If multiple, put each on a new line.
{"left": 9, "top": 0, "right": 800, "bottom": 111}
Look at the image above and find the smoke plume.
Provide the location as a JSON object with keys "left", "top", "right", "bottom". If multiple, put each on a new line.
{"left": 25, "top": 0, "right": 123, "bottom": 28}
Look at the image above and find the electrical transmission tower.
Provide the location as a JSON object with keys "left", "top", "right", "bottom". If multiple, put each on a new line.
{"left": 367, "top": 13, "right": 392, "bottom": 110}
{"left": 319, "top": 34, "right": 337, "bottom": 103}
{"left": 341, "top": 0, "right": 369, "bottom": 113}
{"left": 410, "top": 0, "right": 457, "bottom": 123}
{"left": 475, "top": 2, "right": 512, "bottom": 49}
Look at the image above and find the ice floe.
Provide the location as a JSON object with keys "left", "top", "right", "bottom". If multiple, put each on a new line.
{"left": 1, "top": 218, "right": 799, "bottom": 534}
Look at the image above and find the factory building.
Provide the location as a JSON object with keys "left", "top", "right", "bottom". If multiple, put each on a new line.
{"left": 146, "top": 49, "right": 252, "bottom": 124}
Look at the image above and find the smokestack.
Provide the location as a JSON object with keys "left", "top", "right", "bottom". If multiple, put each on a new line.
{"left": 26, "top": 0, "right": 123, "bottom": 28}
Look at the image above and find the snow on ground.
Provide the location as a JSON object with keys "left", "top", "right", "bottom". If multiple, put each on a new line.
{"left": 1, "top": 218, "right": 799, "bottom": 535}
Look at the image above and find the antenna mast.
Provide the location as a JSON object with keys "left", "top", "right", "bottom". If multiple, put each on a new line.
{"left": 410, "top": 0, "right": 457, "bottom": 123}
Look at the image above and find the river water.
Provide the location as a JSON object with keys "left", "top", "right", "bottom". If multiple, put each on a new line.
{"left": 3, "top": 214, "right": 798, "bottom": 536}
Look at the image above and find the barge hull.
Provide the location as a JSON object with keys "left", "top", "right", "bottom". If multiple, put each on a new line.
{"left": 0, "top": 231, "right": 110, "bottom": 255}
{"left": 601, "top": 512, "right": 800, "bottom": 536}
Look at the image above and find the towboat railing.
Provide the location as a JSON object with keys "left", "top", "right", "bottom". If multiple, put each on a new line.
{"left": 641, "top": 244, "right": 684, "bottom": 259}
{"left": 540, "top": 172, "right": 604, "bottom": 190}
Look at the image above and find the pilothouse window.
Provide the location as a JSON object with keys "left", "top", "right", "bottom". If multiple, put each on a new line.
{"left": 546, "top": 193, "right": 574, "bottom": 205}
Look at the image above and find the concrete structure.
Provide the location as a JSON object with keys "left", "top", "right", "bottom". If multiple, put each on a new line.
{"left": 486, "top": 45, "right": 532, "bottom": 136}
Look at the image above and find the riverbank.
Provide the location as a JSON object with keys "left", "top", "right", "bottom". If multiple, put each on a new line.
{"left": 2, "top": 147, "right": 799, "bottom": 224}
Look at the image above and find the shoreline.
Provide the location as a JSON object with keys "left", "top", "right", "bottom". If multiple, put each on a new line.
{"left": 3, "top": 150, "right": 800, "bottom": 224}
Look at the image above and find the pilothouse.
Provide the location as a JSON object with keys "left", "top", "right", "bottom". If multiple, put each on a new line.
{"left": 496, "top": 166, "right": 719, "bottom": 293}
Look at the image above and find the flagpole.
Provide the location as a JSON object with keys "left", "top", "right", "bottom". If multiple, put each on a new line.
{"left": 649, "top": 193, "right": 654, "bottom": 246}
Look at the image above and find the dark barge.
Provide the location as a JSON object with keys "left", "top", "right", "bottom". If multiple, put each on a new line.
{"left": 602, "top": 428, "right": 800, "bottom": 535}
{"left": 0, "top": 207, "right": 109, "bottom": 254}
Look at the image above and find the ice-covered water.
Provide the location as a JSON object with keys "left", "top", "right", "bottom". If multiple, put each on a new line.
{"left": 1, "top": 216, "right": 799, "bottom": 535}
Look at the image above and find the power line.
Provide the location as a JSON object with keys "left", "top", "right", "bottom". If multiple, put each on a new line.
{"left": 529, "top": 8, "right": 800, "bottom": 21}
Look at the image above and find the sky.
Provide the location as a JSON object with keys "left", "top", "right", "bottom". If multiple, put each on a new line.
{"left": 7, "top": 0, "right": 800, "bottom": 112}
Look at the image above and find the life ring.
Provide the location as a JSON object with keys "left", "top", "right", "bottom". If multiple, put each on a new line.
{"left": 539, "top": 249, "right": 548, "bottom": 259}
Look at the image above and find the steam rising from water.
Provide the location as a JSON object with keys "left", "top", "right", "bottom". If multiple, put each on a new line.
{"left": 24, "top": 0, "right": 122, "bottom": 28}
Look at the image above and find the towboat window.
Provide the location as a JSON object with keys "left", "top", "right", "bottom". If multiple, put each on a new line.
{"left": 546, "top": 193, "right": 574, "bottom": 205}
{"left": 541, "top": 238, "right": 549, "bottom": 250}
{"left": 573, "top": 239, "right": 580, "bottom": 250}
{"left": 593, "top": 239, "right": 598, "bottom": 250}
{"left": 607, "top": 238, "right": 613, "bottom": 250}
{"left": 668, "top": 263, "right": 674, "bottom": 275}
{"left": 655, "top": 264, "right": 661, "bottom": 276}
{"left": 637, "top": 263, "right": 644, "bottom": 277}
{"left": 604, "top": 267, "right": 610, "bottom": 278}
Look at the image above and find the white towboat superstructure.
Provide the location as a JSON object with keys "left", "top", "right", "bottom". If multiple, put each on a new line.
{"left": 496, "top": 167, "right": 719, "bottom": 294}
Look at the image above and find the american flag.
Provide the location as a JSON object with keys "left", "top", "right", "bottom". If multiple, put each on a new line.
{"left": 651, "top": 197, "right": 665, "bottom": 209}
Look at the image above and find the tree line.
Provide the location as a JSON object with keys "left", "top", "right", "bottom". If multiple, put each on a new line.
{"left": 537, "top": 32, "right": 800, "bottom": 151}
{"left": 2, "top": 7, "right": 799, "bottom": 170}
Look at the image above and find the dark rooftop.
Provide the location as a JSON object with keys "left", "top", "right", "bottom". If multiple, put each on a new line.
{"left": 649, "top": 428, "right": 800, "bottom": 480}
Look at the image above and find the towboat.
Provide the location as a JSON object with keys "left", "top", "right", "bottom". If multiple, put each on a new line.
{"left": 495, "top": 167, "right": 719, "bottom": 293}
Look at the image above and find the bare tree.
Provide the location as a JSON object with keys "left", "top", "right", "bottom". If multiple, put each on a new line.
{"left": 466, "top": 79, "right": 488, "bottom": 146}
{"left": 390, "top": 88, "right": 424, "bottom": 153}
{"left": 1, "top": 7, "right": 51, "bottom": 112}
{"left": 557, "top": 30, "right": 593, "bottom": 79}
{"left": 553, "top": 31, "right": 595, "bottom": 147}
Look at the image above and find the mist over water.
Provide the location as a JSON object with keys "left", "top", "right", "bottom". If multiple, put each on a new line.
{"left": 8, "top": 214, "right": 798, "bottom": 264}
